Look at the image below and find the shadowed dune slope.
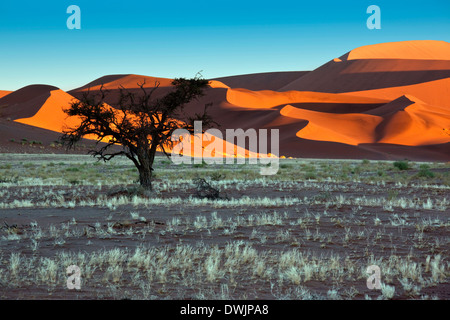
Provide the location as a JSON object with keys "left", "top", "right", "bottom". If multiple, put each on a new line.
{"left": 226, "top": 89, "right": 389, "bottom": 109}
{"left": 0, "top": 85, "right": 59, "bottom": 120}
{"left": 339, "top": 77, "right": 450, "bottom": 109}
{"left": 280, "top": 41, "right": 450, "bottom": 93}
{"left": 69, "top": 74, "right": 178, "bottom": 108}
{"left": 280, "top": 95, "right": 450, "bottom": 147}
{"left": 279, "top": 59, "right": 450, "bottom": 93}
{"left": 71, "top": 74, "right": 174, "bottom": 92}
{"left": 213, "top": 71, "right": 309, "bottom": 91}
{"left": 14, "top": 89, "right": 81, "bottom": 133}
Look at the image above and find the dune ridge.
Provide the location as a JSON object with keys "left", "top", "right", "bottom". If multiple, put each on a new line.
{"left": 346, "top": 40, "right": 450, "bottom": 61}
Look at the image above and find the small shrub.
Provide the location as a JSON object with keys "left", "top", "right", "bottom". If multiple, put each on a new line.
{"left": 377, "top": 170, "right": 385, "bottom": 177}
{"left": 393, "top": 161, "right": 409, "bottom": 171}
{"left": 417, "top": 164, "right": 435, "bottom": 178}
{"left": 193, "top": 178, "right": 223, "bottom": 200}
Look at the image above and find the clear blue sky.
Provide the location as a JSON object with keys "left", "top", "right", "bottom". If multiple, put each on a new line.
{"left": 0, "top": 0, "right": 449, "bottom": 91}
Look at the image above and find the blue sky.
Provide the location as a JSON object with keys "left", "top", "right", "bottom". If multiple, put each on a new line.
{"left": 0, "top": 0, "right": 449, "bottom": 91}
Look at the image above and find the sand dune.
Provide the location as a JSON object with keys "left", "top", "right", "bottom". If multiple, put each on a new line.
{"left": 15, "top": 89, "right": 81, "bottom": 133}
{"left": 374, "top": 95, "right": 450, "bottom": 146}
{"left": 213, "top": 71, "right": 309, "bottom": 91}
{"left": 280, "top": 41, "right": 450, "bottom": 93}
{"left": 280, "top": 104, "right": 381, "bottom": 145}
{"left": 13, "top": 86, "right": 265, "bottom": 159}
{"left": 2, "top": 40, "right": 449, "bottom": 160}
{"left": 279, "top": 59, "right": 450, "bottom": 93}
{"left": 0, "top": 91, "right": 12, "bottom": 99}
{"left": 72, "top": 74, "right": 174, "bottom": 92}
{"left": 208, "top": 80, "right": 230, "bottom": 89}
{"left": 281, "top": 95, "right": 450, "bottom": 147}
{"left": 226, "top": 88, "right": 388, "bottom": 109}
{"left": 339, "top": 77, "right": 450, "bottom": 109}
{"left": 346, "top": 40, "right": 450, "bottom": 61}
{"left": 0, "top": 85, "right": 59, "bottom": 120}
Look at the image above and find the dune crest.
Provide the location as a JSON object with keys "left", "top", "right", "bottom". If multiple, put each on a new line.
{"left": 208, "top": 80, "right": 230, "bottom": 89}
{"left": 74, "top": 74, "right": 174, "bottom": 92}
{"left": 346, "top": 40, "right": 450, "bottom": 61}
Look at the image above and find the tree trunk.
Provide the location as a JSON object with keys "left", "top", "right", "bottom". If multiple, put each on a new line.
{"left": 136, "top": 140, "right": 157, "bottom": 191}
{"left": 138, "top": 166, "right": 153, "bottom": 190}
{"left": 137, "top": 144, "right": 156, "bottom": 191}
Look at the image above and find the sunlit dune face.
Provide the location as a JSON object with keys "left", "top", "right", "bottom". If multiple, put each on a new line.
{"left": 281, "top": 105, "right": 382, "bottom": 145}
{"left": 15, "top": 90, "right": 82, "bottom": 133}
{"left": 281, "top": 93, "right": 450, "bottom": 147}
{"left": 375, "top": 98, "right": 450, "bottom": 146}
{"left": 226, "top": 89, "right": 388, "bottom": 109}
{"left": 346, "top": 40, "right": 450, "bottom": 61}
{"left": 208, "top": 80, "right": 230, "bottom": 89}
{"left": 171, "top": 132, "right": 264, "bottom": 159}
{"left": 0, "top": 91, "right": 12, "bottom": 99}
{"left": 338, "top": 77, "right": 450, "bottom": 109}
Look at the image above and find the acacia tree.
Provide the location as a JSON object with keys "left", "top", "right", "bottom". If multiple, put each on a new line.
{"left": 61, "top": 76, "right": 215, "bottom": 190}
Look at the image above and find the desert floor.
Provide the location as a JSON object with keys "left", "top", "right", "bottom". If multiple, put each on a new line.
{"left": 0, "top": 154, "right": 448, "bottom": 299}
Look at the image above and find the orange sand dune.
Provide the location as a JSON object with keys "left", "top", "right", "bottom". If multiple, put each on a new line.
{"left": 339, "top": 77, "right": 450, "bottom": 109}
{"left": 280, "top": 105, "right": 381, "bottom": 145}
{"left": 172, "top": 132, "right": 265, "bottom": 159}
{"left": 73, "top": 74, "right": 174, "bottom": 92}
{"left": 279, "top": 59, "right": 450, "bottom": 93}
{"left": 14, "top": 88, "right": 269, "bottom": 159}
{"left": 15, "top": 89, "right": 82, "bottom": 133}
{"left": 373, "top": 95, "right": 450, "bottom": 146}
{"left": 4, "top": 40, "right": 450, "bottom": 161}
{"left": 280, "top": 41, "right": 450, "bottom": 93}
{"left": 346, "top": 40, "right": 450, "bottom": 61}
{"left": 208, "top": 80, "right": 230, "bottom": 89}
{"left": 0, "top": 91, "right": 12, "bottom": 99}
{"left": 0, "top": 85, "right": 59, "bottom": 120}
{"left": 213, "top": 71, "right": 309, "bottom": 91}
{"left": 70, "top": 75, "right": 228, "bottom": 110}
{"left": 281, "top": 95, "right": 450, "bottom": 147}
{"left": 226, "top": 89, "right": 388, "bottom": 109}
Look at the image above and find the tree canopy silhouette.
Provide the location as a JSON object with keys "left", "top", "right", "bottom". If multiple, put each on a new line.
{"left": 61, "top": 75, "right": 215, "bottom": 190}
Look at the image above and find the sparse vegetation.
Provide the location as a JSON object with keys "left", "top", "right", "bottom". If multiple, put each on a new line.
{"left": 0, "top": 154, "right": 448, "bottom": 299}
{"left": 394, "top": 160, "right": 410, "bottom": 171}
{"left": 417, "top": 164, "right": 435, "bottom": 178}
